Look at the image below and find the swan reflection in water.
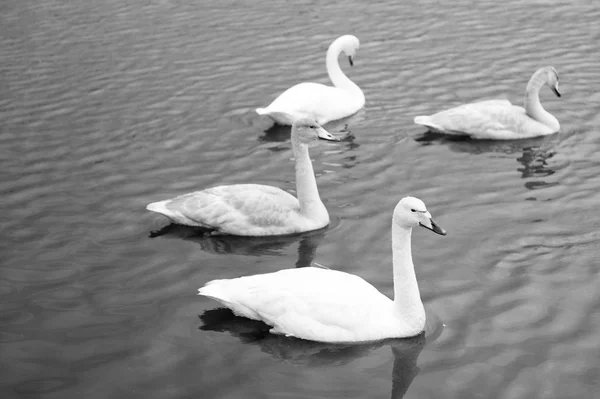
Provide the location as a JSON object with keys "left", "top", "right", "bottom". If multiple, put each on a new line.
{"left": 149, "top": 224, "right": 326, "bottom": 268}
{"left": 415, "top": 131, "right": 559, "bottom": 190}
{"left": 200, "top": 308, "right": 442, "bottom": 398}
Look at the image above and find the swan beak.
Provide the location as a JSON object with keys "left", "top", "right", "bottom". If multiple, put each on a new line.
{"left": 552, "top": 86, "right": 561, "bottom": 97}
{"left": 419, "top": 218, "right": 447, "bottom": 236}
{"left": 316, "top": 126, "right": 340, "bottom": 141}
{"left": 348, "top": 56, "right": 354, "bottom": 67}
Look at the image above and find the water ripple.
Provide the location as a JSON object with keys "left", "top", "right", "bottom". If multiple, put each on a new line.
{"left": 1, "top": 0, "right": 600, "bottom": 398}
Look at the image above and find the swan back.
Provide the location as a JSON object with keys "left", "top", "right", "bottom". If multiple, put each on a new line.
{"left": 199, "top": 267, "right": 399, "bottom": 343}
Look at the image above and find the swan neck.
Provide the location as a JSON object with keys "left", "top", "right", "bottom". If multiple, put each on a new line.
{"left": 391, "top": 223, "right": 425, "bottom": 326}
{"left": 326, "top": 41, "right": 360, "bottom": 93}
{"left": 524, "top": 73, "right": 559, "bottom": 130}
{"left": 292, "top": 137, "right": 325, "bottom": 220}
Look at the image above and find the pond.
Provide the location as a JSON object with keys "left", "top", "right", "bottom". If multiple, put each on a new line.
{"left": 1, "top": 0, "right": 599, "bottom": 398}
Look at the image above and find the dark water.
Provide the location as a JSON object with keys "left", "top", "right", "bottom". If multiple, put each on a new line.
{"left": 1, "top": 0, "right": 600, "bottom": 398}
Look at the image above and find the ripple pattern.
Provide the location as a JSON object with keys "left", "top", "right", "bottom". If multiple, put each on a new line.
{"left": 1, "top": 0, "right": 600, "bottom": 398}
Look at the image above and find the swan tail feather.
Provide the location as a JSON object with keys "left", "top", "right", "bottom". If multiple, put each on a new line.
{"left": 414, "top": 115, "right": 433, "bottom": 126}
{"left": 255, "top": 108, "right": 294, "bottom": 125}
{"left": 146, "top": 200, "right": 173, "bottom": 217}
{"left": 198, "top": 280, "right": 227, "bottom": 297}
{"left": 414, "top": 115, "right": 446, "bottom": 132}
{"left": 199, "top": 281, "right": 262, "bottom": 320}
{"left": 146, "top": 198, "right": 210, "bottom": 227}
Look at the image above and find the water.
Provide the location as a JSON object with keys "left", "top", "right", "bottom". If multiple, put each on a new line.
{"left": 1, "top": 0, "right": 599, "bottom": 398}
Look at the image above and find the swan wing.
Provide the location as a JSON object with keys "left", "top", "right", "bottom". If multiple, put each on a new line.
{"left": 466, "top": 102, "right": 556, "bottom": 139}
{"left": 147, "top": 184, "right": 301, "bottom": 235}
{"left": 199, "top": 267, "right": 392, "bottom": 342}
{"left": 259, "top": 82, "right": 364, "bottom": 125}
{"left": 415, "top": 100, "right": 533, "bottom": 138}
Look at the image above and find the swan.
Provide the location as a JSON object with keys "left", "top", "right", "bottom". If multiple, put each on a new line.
{"left": 146, "top": 118, "right": 339, "bottom": 236}
{"left": 414, "top": 66, "right": 561, "bottom": 140}
{"left": 198, "top": 196, "right": 447, "bottom": 343}
{"left": 256, "top": 35, "right": 365, "bottom": 126}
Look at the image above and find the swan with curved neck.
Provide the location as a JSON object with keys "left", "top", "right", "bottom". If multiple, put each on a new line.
{"left": 146, "top": 118, "right": 339, "bottom": 236}
{"left": 256, "top": 35, "right": 365, "bottom": 126}
{"left": 198, "top": 197, "right": 447, "bottom": 343}
{"left": 414, "top": 67, "right": 561, "bottom": 140}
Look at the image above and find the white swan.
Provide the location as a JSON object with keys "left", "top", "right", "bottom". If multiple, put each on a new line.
{"left": 414, "top": 66, "right": 561, "bottom": 140}
{"left": 198, "top": 196, "right": 447, "bottom": 343}
{"left": 256, "top": 35, "right": 365, "bottom": 126}
{"left": 146, "top": 118, "right": 339, "bottom": 236}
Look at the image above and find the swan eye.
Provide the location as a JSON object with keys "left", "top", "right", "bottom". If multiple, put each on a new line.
{"left": 411, "top": 209, "right": 416, "bottom": 212}
{"left": 309, "top": 125, "right": 316, "bottom": 129}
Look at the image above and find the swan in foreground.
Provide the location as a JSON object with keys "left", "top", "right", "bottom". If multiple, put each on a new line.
{"left": 414, "top": 66, "right": 561, "bottom": 140}
{"left": 198, "top": 196, "right": 447, "bottom": 343}
{"left": 146, "top": 118, "right": 339, "bottom": 236}
{"left": 256, "top": 35, "right": 365, "bottom": 126}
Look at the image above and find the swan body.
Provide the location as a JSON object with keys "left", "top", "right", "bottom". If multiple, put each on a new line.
{"left": 146, "top": 118, "right": 339, "bottom": 236}
{"left": 256, "top": 35, "right": 365, "bottom": 125}
{"left": 414, "top": 66, "right": 561, "bottom": 140}
{"left": 199, "top": 197, "right": 447, "bottom": 343}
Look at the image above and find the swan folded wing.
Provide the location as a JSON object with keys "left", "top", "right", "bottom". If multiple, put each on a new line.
{"left": 164, "top": 184, "right": 300, "bottom": 234}
{"left": 427, "top": 102, "right": 517, "bottom": 137}
{"left": 204, "top": 268, "right": 392, "bottom": 342}
{"left": 268, "top": 83, "right": 363, "bottom": 124}
{"left": 467, "top": 103, "right": 545, "bottom": 139}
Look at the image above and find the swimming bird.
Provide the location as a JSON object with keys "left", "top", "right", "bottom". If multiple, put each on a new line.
{"left": 198, "top": 196, "right": 447, "bottom": 343}
{"left": 414, "top": 66, "right": 561, "bottom": 140}
{"left": 256, "top": 35, "right": 365, "bottom": 126}
{"left": 146, "top": 118, "right": 339, "bottom": 236}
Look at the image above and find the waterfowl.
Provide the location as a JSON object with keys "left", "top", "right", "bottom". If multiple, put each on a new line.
{"left": 414, "top": 66, "right": 561, "bottom": 140}
{"left": 256, "top": 35, "right": 365, "bottom": 125}
{"left": 146, "top": 118, "right": 339, "bottom": 236}
{"left": 198, "top": 196, "right": 447, "bottom": 343}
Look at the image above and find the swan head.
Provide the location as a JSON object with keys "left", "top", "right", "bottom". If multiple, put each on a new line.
{"left": 292, "top": 117, "right": 340, "bottom": 142}
{"left": 540, "top": 66, "right": 561, "bottom": 97}
{"left": 334, "top": 35, "right": 360, "bottom": 67}
{"left": 394, "top": 197, "right": 446, "bottom": 235}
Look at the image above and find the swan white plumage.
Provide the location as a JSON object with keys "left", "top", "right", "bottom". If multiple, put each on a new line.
{"left": 256, "top": 35, "right": 365, "bottom": 126}
{"left": 146, "top": 118, "right": 339, "bottom": 236}
{"left": 198, "top": 197, "right": 447, "bottom": 343}
{"left": 414, "top": 66, "right": 561, "bottom": 140}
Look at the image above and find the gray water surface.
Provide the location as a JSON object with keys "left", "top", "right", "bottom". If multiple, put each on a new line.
{"left": 1, "top": 1, "right": 600, "bottom": 398}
